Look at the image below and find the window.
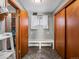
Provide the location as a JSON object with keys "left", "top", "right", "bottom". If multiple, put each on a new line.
{"left": 31, "top": 15, "right": 48, "bottom": 29}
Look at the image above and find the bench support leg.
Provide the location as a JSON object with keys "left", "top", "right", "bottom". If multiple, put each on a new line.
{"left": 53, "top": 42, "right": 54, "bottom": 49}
{"left": 39, "top": 42, "right": 41, "bottom": 49}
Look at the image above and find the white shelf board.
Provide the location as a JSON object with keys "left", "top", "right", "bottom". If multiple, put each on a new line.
{"left": 0, "top": 51, "right": 14, "bottom": 59}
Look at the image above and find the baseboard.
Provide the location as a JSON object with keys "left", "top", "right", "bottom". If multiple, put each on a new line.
{"left": 28, "top": 43, "right": 52, "bottom": 47}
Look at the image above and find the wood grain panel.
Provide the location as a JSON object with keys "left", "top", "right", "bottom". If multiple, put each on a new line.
{"left": 20, "top": 11, "right": 28, "bottom": 57}
{"left": 16, "top": 10, "right": 21, "bottom": 59}
{"left": 0, "top": 14, "right": 5, "bottom": 21}
{"left": 55, "top": 9, "right": 65, "bottom": 59}
{"left": 66, "top": 0, "right": 79, "bottom": 59}
{"left": 8, "top": 0, "right": 20, "bottom": 9}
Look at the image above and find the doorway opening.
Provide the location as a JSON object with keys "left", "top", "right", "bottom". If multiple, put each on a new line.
{"left": 5, "top": 13, "right": 16, "bottom": 50}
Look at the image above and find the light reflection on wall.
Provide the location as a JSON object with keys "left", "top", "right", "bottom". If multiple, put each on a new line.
{"left": 57, "top": 17, "right": 65, "bottom": 27}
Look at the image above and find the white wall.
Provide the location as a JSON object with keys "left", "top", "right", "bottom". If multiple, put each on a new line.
{"left": 28, "top": 12, "right": 54, "bottom": 41}
{"left": 0, "top": 0, "right": 5, "bottom": 7}
{"left": 0, "top": 20, "right": 5, "bottom": 50}
{"left": 0, "top": 0, "right": 5, "bottom": 50}
{"left": 6, "top": 14, "right": 12, "bottom": 32}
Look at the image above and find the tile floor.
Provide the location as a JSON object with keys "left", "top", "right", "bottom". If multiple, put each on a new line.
{"left": 22, "top": 47, "right": 62, "bottom": 59}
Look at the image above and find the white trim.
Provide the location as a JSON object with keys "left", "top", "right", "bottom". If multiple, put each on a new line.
{"left": 15, "top": 1, "right": 24, "bottom": 10}
{"left": 54, "top": 0, "right": 70, "bottom": 14}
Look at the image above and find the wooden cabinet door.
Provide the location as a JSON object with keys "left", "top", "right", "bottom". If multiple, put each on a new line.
{"left": 55, "top": 9, "right": 65, "bottom": 59}
{"left": 20, "top": 11, "right": 28, "bottom": 57}
{"left": 66, "top": 0, "right": 79, "bottom": 59}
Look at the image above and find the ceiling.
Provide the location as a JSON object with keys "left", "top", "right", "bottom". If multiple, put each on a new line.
{"left": 17, "top": 0, "right": 64, "bottom": 13}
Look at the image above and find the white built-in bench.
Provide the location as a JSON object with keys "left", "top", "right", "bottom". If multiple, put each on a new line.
{"left": 29, "top": 40, "right": 54, "bottom": 49}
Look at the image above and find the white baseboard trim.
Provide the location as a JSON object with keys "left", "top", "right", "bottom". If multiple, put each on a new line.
{"left": 28, "top": 43, "right": 52, "bottom": 47}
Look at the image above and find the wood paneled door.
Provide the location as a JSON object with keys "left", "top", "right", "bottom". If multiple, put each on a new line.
{"left": 8, "top": 0, "right": 29, "bottom": 59}
{"left": 55, "top": 0, "right": 79, "bottom": 59}
{"left": 55, "top": 9, "right": 65, "bottom": 59}
{"left": 20, "top": 10, "right": 28, "bottom": 57}
{"left": 66, "top": 0, "right": 79, "bottom": 59}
